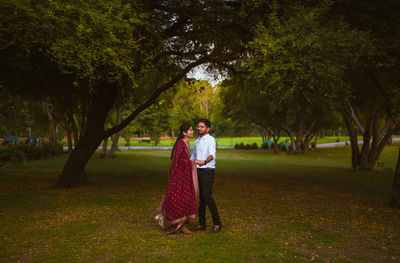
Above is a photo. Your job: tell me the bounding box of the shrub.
[261,142,269,149]
[0,143,64,164]
[235,143,246,149]
[336,138,340,142]
[235,142,258,150]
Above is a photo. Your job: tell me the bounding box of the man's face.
[197,122,209,136]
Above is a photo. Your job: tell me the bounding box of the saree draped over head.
[160,139,199,223]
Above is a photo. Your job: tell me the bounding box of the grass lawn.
[1,145,400,262]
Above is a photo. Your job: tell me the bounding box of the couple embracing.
[156,119,222,234]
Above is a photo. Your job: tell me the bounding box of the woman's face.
[184,126,194,138]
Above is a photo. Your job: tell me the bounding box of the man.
[191,118,222,233]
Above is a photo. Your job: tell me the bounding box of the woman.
[156,122,199,234]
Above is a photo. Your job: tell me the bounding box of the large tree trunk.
[46,101,57,145]
[61,115,73,153]
[55,83,117,188]
[271,132,280,154]
[54,58,208,188]
[340,102,397,171]
[106,105,123,159]
[359,111,375,170]
[391,147,400,208]
[101,126,109,158]
[340,109,361,170]
[154,120,159,147]
[287,130,296,152]
[295,122,305,154]
[286,120,316,154]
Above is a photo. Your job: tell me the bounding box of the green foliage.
[130,79,221,138]
[219,0,381,153]
[0,86,49,137]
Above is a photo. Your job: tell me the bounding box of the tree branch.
[347,103,364,135]
[105,58,206,137]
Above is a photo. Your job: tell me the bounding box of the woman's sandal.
[164,223,184,235]
[155,214,166,230]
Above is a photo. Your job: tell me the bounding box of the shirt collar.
[199,133,210,140]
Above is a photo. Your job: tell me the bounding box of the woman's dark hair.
[171,122,192,160]
[198,118,211,128]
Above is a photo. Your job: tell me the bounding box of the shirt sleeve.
[209,137,216,160]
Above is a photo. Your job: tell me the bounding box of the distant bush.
[279,142,292,152]
[234,143,244,149]
[235,142,257,150]
[0,143,64,164]
[261,142,270,149]
[336,138,340,142]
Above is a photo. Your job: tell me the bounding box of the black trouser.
[197,168,221,226]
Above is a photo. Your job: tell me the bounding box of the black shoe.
[211,225,222,233]
[192,225,206,231]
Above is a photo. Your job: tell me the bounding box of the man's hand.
[195,159,206,166]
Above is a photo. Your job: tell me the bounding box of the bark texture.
[106,105,123,159]
[55,83,117,188]
[45,101,57,145]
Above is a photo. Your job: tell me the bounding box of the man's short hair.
[198,118,211,128]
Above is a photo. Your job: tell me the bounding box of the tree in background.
[130,79,219,142]
[331,0,400,171]
[1,0,251,187]
[220,1,356,153]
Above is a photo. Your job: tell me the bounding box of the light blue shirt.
[190,134,216,169]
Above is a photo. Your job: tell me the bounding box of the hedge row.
[234,143,258,149]
[0,143,64,164]
[234,142,293,151]
[261,142,292,151]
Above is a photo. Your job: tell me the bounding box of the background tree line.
[1,0,399,206]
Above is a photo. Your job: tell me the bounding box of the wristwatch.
[204,159,208,164]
